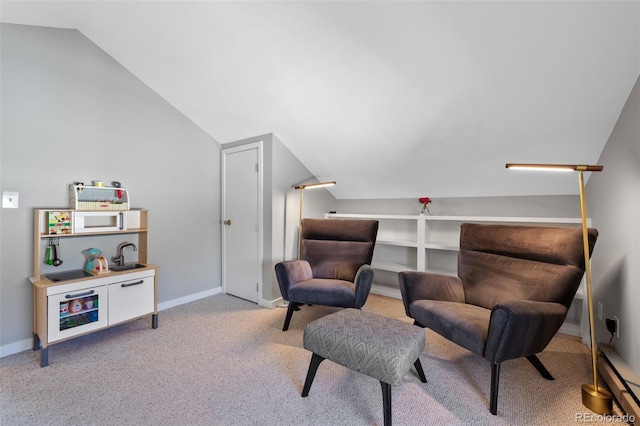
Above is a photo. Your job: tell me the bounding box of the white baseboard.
[0,338,33,358]
[558,321,581,337]
[0,287,224,359]
[370,284,402,299]
[157,287,222,311]
[260,296,284,308]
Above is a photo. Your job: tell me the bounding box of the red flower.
[418,197,432,214]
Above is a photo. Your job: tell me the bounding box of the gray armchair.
[275,218,379,331]
[399,223,597,415]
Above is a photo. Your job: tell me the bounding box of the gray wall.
[270,134,337,300]
[0,24,221,350]
[589,75,640,377]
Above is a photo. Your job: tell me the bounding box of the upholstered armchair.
[275,218,379,331]
[399,223,597,415]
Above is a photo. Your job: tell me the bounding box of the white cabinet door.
[108,275,154,325]
[48,285,108,343]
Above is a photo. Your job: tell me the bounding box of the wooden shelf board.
[327,212,585,224]
[327,213,419,220]
[424,243,459,251]
[376,239,418,248]
[371,261,415,273]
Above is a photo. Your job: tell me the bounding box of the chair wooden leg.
[414,358,427,383]
[490,362,500,415]
[380,381,392,426]
[526,354,554,380]
[282,302,299,331]
[301,353,325,397]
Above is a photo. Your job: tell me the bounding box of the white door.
[221,143,262,303]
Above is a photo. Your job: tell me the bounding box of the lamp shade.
[294,181,336,190]
[505,163,603,172]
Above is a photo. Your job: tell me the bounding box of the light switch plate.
[2,191,19,208]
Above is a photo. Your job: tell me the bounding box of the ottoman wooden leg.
[381,381,392,426]
[283,302,300,331]
[414,358,427,383]
[301,353,325,397]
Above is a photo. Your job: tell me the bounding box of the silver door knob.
[224,219,232,226]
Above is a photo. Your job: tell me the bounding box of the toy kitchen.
[30,182,158,367]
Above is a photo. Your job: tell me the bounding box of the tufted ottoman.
[301,308,427,426]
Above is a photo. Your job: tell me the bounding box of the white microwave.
[73,211,127,233]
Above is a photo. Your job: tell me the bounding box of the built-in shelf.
[327,212,589,337]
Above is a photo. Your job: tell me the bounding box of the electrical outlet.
[613,315,620,338]
[598,302,603,321]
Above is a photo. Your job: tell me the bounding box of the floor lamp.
[294,181,336,258]
[506,163,612,415]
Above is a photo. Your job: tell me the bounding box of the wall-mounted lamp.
[293,181,336,258]
[506,163,611,415]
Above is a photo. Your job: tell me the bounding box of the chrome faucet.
[112,242,137,266]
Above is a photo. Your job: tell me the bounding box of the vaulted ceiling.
[2,1,639,199]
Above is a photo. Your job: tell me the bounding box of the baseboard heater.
[598,344,639,423]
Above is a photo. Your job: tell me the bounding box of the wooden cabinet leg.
[40,347,49,368]
[33,333,41,351]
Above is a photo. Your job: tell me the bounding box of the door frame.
[221,141,264,305]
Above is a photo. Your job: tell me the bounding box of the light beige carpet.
[0,293,624,425]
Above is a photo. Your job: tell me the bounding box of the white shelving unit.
[326,213,588,337]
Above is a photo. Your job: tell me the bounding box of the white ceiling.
[2,1,639,199]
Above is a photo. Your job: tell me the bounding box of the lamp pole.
[576,168,613,414]
[293,181,336,259]
[298,186,305,259]
[506,163,611,414]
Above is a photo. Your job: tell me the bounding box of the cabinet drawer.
[108,276,154,325]
[48,285,108,343]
